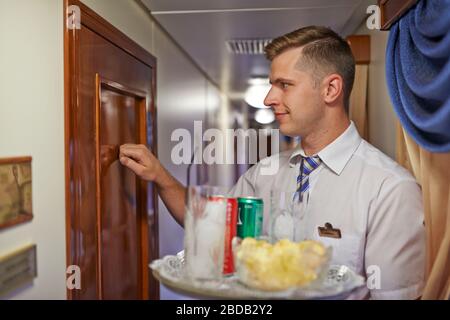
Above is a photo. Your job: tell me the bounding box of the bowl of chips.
[233,237,331,291]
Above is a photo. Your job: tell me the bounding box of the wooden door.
[64,0,158,299]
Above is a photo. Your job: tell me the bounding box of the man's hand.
[119,144,162,183]
[119,143,186,225]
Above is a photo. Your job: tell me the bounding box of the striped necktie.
[294,156,322,202]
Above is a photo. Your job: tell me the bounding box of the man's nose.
[263,87,278,108]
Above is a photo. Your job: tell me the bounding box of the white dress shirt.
[229,121,425,299]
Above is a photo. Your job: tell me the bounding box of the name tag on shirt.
[318,223,342,239]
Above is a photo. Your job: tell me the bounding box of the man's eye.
[281,83,289,89]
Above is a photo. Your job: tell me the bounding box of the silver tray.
[150,252,365,300]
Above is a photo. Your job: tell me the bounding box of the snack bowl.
[233,237,331,292]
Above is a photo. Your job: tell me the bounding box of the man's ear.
[322,74,344,105]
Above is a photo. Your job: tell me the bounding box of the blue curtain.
[386,0,450,152]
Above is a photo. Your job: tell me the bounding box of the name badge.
[318,223,342,239]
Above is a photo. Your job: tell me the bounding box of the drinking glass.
[184,185,228,281]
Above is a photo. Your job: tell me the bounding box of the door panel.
[65,0,158,300]
[98,80,146,300]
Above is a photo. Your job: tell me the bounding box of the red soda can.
[223,197,238,275]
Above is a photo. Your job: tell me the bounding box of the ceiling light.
[255,109,275,124]
[244,78,270,109]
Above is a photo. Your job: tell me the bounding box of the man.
[120,26,425,299]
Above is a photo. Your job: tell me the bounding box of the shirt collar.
[288,121,362,175]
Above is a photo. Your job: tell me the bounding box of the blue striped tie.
[294,156,322,202]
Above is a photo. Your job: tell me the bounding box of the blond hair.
[265,26,355,112]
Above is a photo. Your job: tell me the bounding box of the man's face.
[264,47,324,137]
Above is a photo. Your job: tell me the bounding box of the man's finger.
[120,146,148,162]
[120,156,145,176]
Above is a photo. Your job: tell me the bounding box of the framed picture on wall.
[0,157,33,230]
